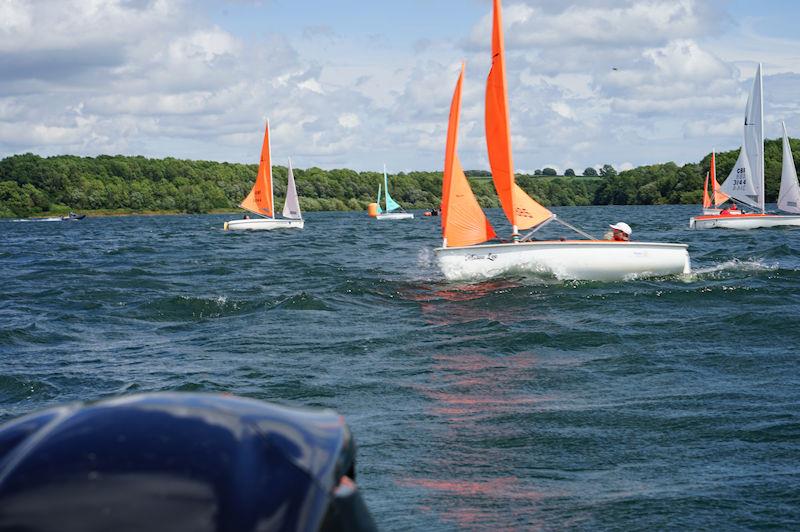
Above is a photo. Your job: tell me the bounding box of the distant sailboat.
[434,0,690,282]
[224,120,304,231]
[375,165,413,220]
[701,151,729,215]
[778,121,800,213]
[690,65,800,229]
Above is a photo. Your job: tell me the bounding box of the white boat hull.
[435,241,690,282]
[689,214,800,230]
[224,218,304,231]
[376,212,414,220]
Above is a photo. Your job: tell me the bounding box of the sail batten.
[778,122,800,214]
[239,120,274,218]
[485,0,552,231]
[442,64,496,248]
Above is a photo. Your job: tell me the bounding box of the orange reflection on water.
[412,352,551,422]
[398,476,546,529]
[403,279,546,326]
[400,350,557,527]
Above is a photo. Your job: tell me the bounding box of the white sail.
[720,146,759,208]
[720,64,763,210]
[778,122,800,214]
[282,158,302,220]
[744,63,764,211]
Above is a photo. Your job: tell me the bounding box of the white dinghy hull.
[689,214,800,230]
[376,212,414,220]
[435,241,690,282]
[224,218,304,231]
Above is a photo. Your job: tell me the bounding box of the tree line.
[0,137,797,218]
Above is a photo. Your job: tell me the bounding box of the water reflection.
[402,279,549,326]
[402,352,555,528]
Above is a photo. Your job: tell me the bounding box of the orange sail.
[485,0,552,232]
[702,172,712,209]
[442,64,496,247]
[710,151,729,206]
[240,121,274,217]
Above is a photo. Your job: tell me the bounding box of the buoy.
[367,203,379,218]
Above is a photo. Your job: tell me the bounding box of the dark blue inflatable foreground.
[0,393,376,532]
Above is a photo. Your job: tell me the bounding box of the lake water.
[1,205,799,529]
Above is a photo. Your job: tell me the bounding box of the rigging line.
[555,216,596,240]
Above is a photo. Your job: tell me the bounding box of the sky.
[1,0,799,173]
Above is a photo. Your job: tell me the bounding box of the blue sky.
[1,0,799,173]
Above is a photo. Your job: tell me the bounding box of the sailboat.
[434,0,690,282]
[690,64,800,229]
[224,121,304,231]
[700,151,729,215]
[374,165,414,220]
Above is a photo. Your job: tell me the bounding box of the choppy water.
[1,205,799,529]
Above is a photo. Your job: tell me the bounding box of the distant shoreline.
[13,209,241,220]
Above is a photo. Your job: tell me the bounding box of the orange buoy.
[367,203,379,217]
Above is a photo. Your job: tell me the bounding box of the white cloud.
[0,0,799,173]
[338,113,361,129]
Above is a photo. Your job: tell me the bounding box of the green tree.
[599,164,617,177]
[583,167,598,176]
[564,168,575,176]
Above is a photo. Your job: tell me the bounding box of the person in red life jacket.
[607,222,632,241]
[720,203,738,216]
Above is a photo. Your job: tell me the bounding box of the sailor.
[607,222,632,241]
[243,214,250,219]
[720,203,738,216]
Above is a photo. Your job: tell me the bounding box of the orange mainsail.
[442,64,496,247]
[710,151,729,206]
[702,172,712,209]
[240,121,274,217]
[485,0,552,232]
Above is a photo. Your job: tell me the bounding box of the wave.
[0,324,77,346]
[273,292,331,311]
[688,258,778,278]
[136,295,253,321]
[0,375,57,403]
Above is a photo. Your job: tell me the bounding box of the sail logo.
[515,207,535,219]
[732,167,749,190]
[466,253,498,262]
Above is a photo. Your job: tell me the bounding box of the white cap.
[609,222,632,236]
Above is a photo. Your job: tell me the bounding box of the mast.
[268,119,275,219]
[757,64,765,213]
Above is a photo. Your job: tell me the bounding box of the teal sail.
[376,184,383,213]
[383,165,401,212]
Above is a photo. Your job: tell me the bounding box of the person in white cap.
[607,222,632,241]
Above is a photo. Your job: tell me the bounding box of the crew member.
[607,222,632,241]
